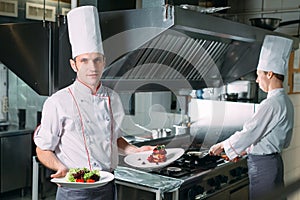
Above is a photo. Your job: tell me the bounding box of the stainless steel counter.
[0,128,34,194]
[0,126,33,137]
[115,166,183,200]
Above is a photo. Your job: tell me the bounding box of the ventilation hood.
[0,6,298,95]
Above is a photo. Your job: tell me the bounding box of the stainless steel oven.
[116,149,249,200]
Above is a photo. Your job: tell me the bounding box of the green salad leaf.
[67,168,100,182]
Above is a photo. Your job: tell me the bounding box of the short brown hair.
[263,71,284,81]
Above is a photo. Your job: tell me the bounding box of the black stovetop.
[151,153,224,178]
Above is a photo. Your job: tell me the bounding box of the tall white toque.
[67,6,104,58]
[257,35,293,76]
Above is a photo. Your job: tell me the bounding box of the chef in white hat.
[210,35,294,200]
[34,6,152,200]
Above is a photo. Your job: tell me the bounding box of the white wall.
[283,93,300,199]
[189,99,255,127]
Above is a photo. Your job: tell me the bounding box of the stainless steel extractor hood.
[101,6,299,92]
[0,6,298,95]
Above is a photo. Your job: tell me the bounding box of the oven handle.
[188,186,205,200]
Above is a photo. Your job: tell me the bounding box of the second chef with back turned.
[209,35,294,200]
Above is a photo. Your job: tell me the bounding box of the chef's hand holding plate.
[121,145,155,155]
[135,145,155,153]
[124,148,185,169]
[50,164,69,187]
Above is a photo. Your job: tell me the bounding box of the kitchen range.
[113,98,256,200]
[116,137,249,200]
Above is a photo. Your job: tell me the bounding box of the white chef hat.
[257,35,293,76]
[67,6,104,58]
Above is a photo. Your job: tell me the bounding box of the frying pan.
[249,18,282,31]
[186,149,209,158]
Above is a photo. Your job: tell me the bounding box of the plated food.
[147,145,167,163]
[51,170,114,188]
[67,168,100,183]
[124,147,184,169]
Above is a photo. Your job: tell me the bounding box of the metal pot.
[173,125,190,135]
[220,93,238,101]
[152,128,172,139]
[249,18,282,31]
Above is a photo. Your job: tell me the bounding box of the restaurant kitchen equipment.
[0,6,298,96]
[1,5,297,129]
[116,138,249,200]
[249,0,282,31]
[0,4,299,199]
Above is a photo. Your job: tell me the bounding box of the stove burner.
[167,167,182,172]
[151,149,225,178]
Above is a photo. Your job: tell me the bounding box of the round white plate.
[51,171,114,189]
[124,148,184,169]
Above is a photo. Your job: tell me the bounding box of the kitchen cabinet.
[0,129,33,193]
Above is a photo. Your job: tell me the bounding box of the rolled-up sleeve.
[34,98,61,151]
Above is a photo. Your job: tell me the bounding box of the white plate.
[124,148,184,169]
[51,171,114,189]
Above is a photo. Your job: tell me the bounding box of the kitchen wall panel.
[0,64,8,122]
[283,93,300,199]
[288,126,300,150]
[189,99,255,127]
[263,0,282,10]
[8,70,46,129]
[141,0,164,8]
[244,0,262,10]
[0,0,70,23]
[282,0,300,8]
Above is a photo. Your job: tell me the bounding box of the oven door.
[201,179,249,200]
[229,182,249,200]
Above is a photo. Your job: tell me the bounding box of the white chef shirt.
[34,80,125,171]
[223,88,294,160]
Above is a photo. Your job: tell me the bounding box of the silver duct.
[0,6,298,96]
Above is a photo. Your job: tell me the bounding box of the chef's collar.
[267,88,285,98]
[74,79,104,96]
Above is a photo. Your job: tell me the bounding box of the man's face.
[70,52,105,88]
[256,70,270,92]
